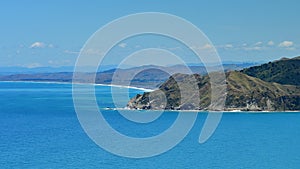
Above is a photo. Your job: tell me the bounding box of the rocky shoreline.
[127,70,300,111]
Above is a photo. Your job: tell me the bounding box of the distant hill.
[0,66,75,75]
[0,63,256,89]
[0,62,257,75]
[241,56,300,86]
[127,71,300,111]
[0,65,118,75]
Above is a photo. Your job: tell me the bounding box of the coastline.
[94,83,154,92]
[0,81,298,113]
[0,80,154,92]
[112,107,300,113]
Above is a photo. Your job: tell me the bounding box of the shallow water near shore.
[0,81,300,168]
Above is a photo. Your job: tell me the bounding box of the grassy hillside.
[127,71,300,111]
[226,71,300,110]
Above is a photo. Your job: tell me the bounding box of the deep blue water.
[0,81,300,169]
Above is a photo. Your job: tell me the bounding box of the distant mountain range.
[0,66,75,75]
[127,57,300,111]
[0,65,117,75]
[0,62,259,75]
[0,63,258,89]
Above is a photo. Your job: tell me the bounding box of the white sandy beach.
[0,80,154,92]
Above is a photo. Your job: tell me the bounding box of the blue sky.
[0,0,300,68]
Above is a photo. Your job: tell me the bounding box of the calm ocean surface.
[0,81,300,169]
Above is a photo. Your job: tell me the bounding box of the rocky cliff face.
[127,73,211,110]
[127,71,300,111]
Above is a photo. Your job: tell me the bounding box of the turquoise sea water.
[0,81,300,168]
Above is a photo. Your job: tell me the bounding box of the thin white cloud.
[26,63,42,68]
[278,41,294,48]
[189,44,214,51]
[48,59,72,66]
[30,42,46,48]
[241,41,275,51]
[81,48,104,55]
[201,44,213,50]
[254,42,263,46]
[187,41,298,52]
[286,47,296,50]
[29,42,55,49]
[243,46,263,51]
[267,41,275,46]
[64,50,79,54]
[217,44,234,50]
[223,44,233,49]
[118,43,127,48]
